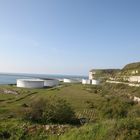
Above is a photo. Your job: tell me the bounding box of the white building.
[82,79,100,85]
[91,79,100,85]
[82,79,91,85]
[17,79,44,88]
[43,79,59,87]
[63,78,80,83]
[17,78,60,88]
[88,70,100,85]
[89,71,96,80]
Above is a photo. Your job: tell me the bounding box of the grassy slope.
[123,62,140,70]
[0,83,140,117]
[0,83,140,139]
[60,118,140,140]
[0,84,104,119]
[121,62,140,76]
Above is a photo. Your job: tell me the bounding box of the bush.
[98,98,133,119]
[0,121,26,140]
[24,97,76,124]
[24,98,46,122]
[111,118,140,140]
[60,119,140,140]
[128,105,140,118]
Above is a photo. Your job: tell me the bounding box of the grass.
[1,118,139,140]
[0,83,139,119]
[0,84,104,118]
[0,83,140,139]
[59,118,140,140]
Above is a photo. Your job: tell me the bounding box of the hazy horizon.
[0,0,140,75]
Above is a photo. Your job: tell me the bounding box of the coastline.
[0,73,88,85]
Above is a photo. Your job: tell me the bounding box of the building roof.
[17,79,44,82]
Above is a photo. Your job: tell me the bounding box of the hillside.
[123,62,140,70]
[0,83,139,139]
[121,62,140,76]
[90,69,120,78]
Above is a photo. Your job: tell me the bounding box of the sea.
[0,73,87,85]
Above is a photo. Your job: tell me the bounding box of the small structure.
[82,79,91,85]
[63,78,79,83]
[91,79,100,85]
[89,71,96,80]
[88,69,101,85]
[82,79,100,85]
[17,79,44,88]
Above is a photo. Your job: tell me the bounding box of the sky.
[0,0,140,75]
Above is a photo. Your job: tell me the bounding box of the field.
[0,83,140,139]
[0,84,100,115]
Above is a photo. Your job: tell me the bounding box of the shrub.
[60,119,140,140]
[24,98,47,122]
[111,118,140,140]
[98,98,133,119]
[128,105,140,118]
[0,121,26,140]
[24,97,76,124]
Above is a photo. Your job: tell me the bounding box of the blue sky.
[0,0,140,75]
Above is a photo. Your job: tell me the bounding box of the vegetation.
[24,97,76,124]
[121,62,140,76]
[90,69,120,79]
[123,62,140,71]
[0,83,139,139]
[60,118,140,140]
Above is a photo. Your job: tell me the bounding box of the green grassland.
[0,84,106,121]
[0,83,140,140]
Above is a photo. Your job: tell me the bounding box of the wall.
[44,79,59,87]
[89,72,94,80]
[63,79,79,83]
[17,80,44,88]
[82,79,91,85]
[92,80,100,85]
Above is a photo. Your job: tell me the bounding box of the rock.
[45,125,50,131]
